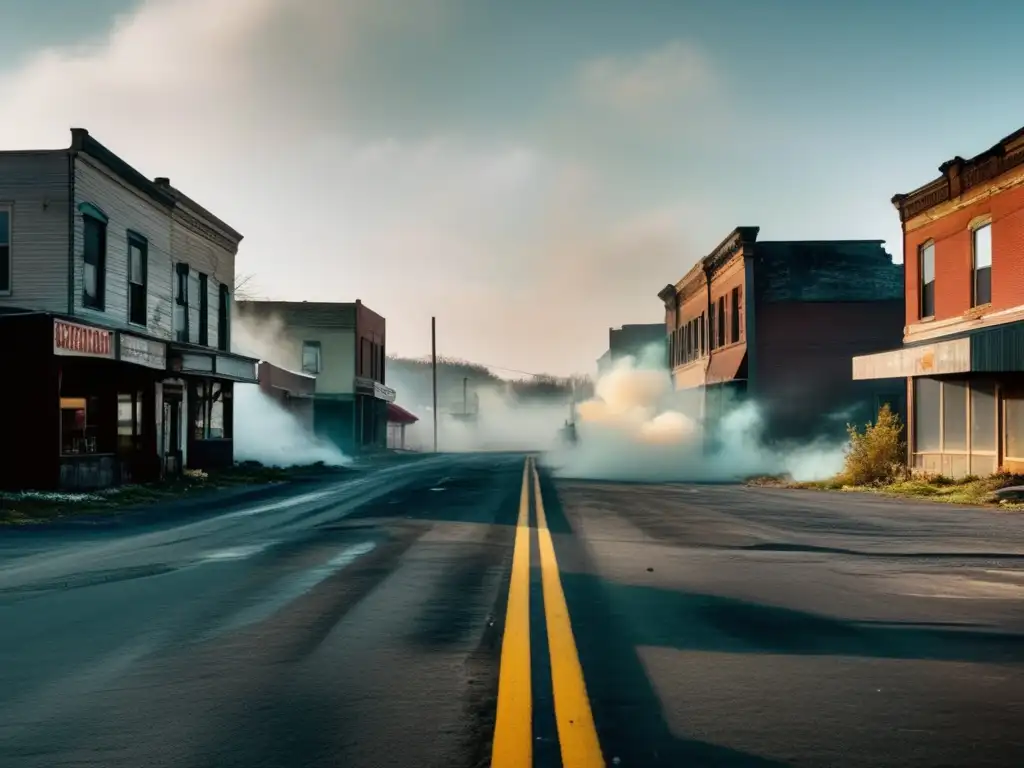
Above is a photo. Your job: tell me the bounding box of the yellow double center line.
[491,457,604,768]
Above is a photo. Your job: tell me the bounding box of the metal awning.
[853,321,1024,380]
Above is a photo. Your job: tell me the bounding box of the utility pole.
[463,377,468,416]
[431,316,438,453]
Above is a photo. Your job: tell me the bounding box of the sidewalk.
[0,452,439,530]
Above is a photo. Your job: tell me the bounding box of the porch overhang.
[167,343,259,383]
[855,321,1024,380]
[852,338,970,380]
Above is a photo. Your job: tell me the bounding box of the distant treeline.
[387,355,594,402]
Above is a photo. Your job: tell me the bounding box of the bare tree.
[234,272,261,301]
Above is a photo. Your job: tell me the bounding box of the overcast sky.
[1,0,1022,376]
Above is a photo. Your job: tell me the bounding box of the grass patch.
[744,406,1023,508]
[0,460,349,525]
[746,471,1024,508]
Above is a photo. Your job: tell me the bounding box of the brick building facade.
[661,227,905,442]
[854,126,1024,477]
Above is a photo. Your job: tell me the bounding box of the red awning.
[387,402,419,425]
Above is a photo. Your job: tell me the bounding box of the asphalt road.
[1,454,1023,767]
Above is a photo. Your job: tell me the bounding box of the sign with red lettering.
[53,319,114,359]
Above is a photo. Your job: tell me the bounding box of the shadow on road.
[535,467,788,767]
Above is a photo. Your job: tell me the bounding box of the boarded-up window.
[942,380,968,451]
[970,382,997,452]
[914,377,941,452]
[1006,395,1024,459]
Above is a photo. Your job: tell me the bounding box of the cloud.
[576,40,717,113]
[0,2,723,375]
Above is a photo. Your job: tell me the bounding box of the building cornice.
[892,125,1024,222]
[705,226,759,274]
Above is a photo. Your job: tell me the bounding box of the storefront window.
[61,396,101,455]
[971,382,997,453]
[942,380,968,451]
[1006,394,1024,459]
[913,378,941,452]
[192,381,229,439]
[117,392,144,454]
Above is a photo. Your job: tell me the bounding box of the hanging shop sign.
[53,319,114,359]
[119,333,167,370]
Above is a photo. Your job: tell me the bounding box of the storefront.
[853,325,1024,478]
[386,402,419,450]
[0,313,256,491]
[167,343,258,472]
[355,376,395,451]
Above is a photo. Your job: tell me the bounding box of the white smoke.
[230,308,352,468]
[398,385,569,453]
[549,346,846,482]
[233,385,352,467]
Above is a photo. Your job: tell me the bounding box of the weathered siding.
[0,151,70,312]
[73,156,174,335]
[170,213,236,348]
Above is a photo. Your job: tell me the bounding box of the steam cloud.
[549,344,846,482]
[233,385,352,468]
[230,308,352,468]
[386,343,846,484]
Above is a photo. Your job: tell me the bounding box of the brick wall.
[904,182,1024,326]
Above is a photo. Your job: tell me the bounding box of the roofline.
[154,178,243,242]
[66,128,242,239]
[758,238,886,245]
[70,128,176,208]
[891,125,1024,222]
[236,300,358,309]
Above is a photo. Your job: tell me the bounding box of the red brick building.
[661,227,905,441]
[854,126,1024,477]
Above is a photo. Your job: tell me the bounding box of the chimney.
[154,177,170,186]
[70,128,89,149]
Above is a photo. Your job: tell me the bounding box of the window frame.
[971,221,992,308]
[218,283,230,351]
[127,231,148,327]
[198,272,209,346]
[174,262,190,342]
[918,240,936,319]
[302,340,322,375]
[717,295,726,346]
[0,203,11,295]
[730,286,742,344]
[82,208,108,311]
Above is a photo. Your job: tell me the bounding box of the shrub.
[840,404,907,486]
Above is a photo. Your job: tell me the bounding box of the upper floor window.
[174,262,189,342]
[972,223,992,307]
[919,241,935,319]
[82,212,107,310]
[730,286,742,344]
[302,340,322,374]
[198,273,209,346]
[127,232,148,326]
[0,205,10,294]
[699,311,705,355]
[717,295,726,346]
[218,284,230,351]
[708,302,717,350]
